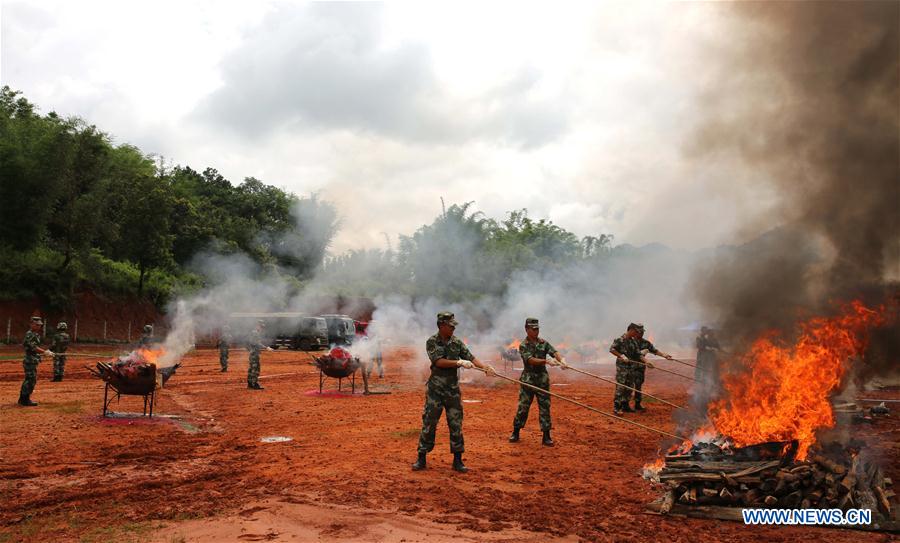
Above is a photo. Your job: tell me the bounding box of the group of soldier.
[412,312,685,473]
[14,311,713,476]
[16,317,156,407]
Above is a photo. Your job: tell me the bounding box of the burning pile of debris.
[645,439,897,526]
[644,301,899,530]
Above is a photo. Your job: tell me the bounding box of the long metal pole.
[625,358,699,383]
[473,367,686,441]
[669,358,700,370]
[565,365,686,410]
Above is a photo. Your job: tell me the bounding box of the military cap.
[57,321,68,330]
[525,317,540,329]
[143,324,153,333]
[30,316,44,325]
[436,312,459,327]
[627,322,645,332]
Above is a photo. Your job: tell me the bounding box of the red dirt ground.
[0,344,897,542]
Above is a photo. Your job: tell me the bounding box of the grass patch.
[45,400,86,414]
[390,427,420,439]
[79,521,163,543]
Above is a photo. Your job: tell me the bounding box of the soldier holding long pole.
[609,322,674,415]
[508,317,568,447]
[412,312,496,473]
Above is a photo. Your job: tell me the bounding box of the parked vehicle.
[320,314,356,346]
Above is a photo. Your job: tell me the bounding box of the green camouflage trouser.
[53,355,66,378]
[417,375,464,454]
[513,370,551,431]
[614,361,638,408]
[632,367,645,405]
[219,345,229,370]
[20,357,39,398]
[247,350,260,386]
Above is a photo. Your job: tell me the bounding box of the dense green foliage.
[1,87,613,307]
[318,203,614,301]
[0,87,336,307]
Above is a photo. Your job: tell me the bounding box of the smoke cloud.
[685,2,899,361]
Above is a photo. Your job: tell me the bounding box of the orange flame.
[506,339,521,350]
[137,347,165,367]
[708,301,887,460]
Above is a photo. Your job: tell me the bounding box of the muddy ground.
[0,344,897,542]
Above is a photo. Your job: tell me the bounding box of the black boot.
[613,404,623,415]
[18,395,38,407]
[248,382,265,390]
[622,404,635,413]
[452,452,468,473]
[542,430,555,447]
[411,452,427,471]
[508,427,520,443]
[634,402,646,412]
[220,367,228,373]
[51,376,62,382]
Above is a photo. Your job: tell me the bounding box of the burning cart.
[87,349,180,417]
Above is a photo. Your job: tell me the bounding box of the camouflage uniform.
[247,328,265,387]
[21,330,42,399]
[416,333,473,454]
[51,329,70,380]
[513,337,557,432]
[219,330,232,371]
[611,334,660,409]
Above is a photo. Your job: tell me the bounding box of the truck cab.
[320,314,356,346]
[265,316,328,351]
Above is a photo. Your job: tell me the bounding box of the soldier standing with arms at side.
[509,317,568,446]
[19,317,53,407]
[50,322,70,382]
[219,324,232,373]
[247,320,273,390]
[609,323,674,415]
[412,312,496,473]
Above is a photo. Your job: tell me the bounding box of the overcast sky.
[1,1,776,253]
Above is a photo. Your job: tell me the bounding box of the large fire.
[506,339,521,350]
[707,301,887,459]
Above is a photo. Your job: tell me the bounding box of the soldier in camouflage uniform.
[509,317,568,446]
[139,324,155,348]
[609,323,674,415]
[219,325,232,372]
[50,321,70,382]
[19,316,53,406]
[247,320,273,390]
[412,312,496,473]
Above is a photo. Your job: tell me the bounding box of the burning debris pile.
[645,440,897,526]
[644,302,899,529]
